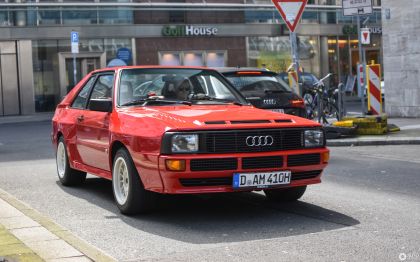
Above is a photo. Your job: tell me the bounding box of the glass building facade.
[0,0,382,115]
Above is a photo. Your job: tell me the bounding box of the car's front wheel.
[112,148,155,215]
[264,186,307,202]
[56,137,87,186]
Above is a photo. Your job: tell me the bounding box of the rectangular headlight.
[171,134,199,153]
[304,130,324,148]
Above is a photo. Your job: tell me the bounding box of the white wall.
[382,0,420,117]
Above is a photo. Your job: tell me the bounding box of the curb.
[0,114,53,126]
[327,137,420,147]
[0,188,117,262]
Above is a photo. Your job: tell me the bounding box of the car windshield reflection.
[119,68,246,106]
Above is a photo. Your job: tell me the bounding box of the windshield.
[225,74,292,97]
[118,68,246,106]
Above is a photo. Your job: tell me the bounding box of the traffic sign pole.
[73,54,77,87]
[357,16,365,115]
[271,0,307,96]
[71,31,79,89]
[290,32,301,95]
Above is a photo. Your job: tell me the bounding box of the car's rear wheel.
[264,186,307,202]
[56,137,86,186]
[112,148,155,215]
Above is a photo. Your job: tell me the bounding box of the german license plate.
[270,109,284,113]
[233,171,291,189]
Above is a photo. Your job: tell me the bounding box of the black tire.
[112,148,156,215]
[264,186,307,202]
[56,137,86,186]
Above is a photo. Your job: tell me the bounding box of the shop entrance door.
[58,52,106,99]
[0,42,20,116]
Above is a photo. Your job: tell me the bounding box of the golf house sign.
[162,25,218,37]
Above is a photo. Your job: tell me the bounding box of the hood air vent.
[230,120,271,124]
[274,119,293,123]
[205,121,227,125]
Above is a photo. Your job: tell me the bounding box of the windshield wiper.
[121,98,192,107]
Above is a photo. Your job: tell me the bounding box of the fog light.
[322,152,330,163]
[166,159,186,171]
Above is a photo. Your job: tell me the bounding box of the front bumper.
[158,148,329,194]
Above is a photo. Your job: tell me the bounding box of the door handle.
[77,115,84,122]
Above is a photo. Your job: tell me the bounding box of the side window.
[71,77,96,109]
[89,74,114,101]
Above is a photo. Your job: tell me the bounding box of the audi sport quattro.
[52,66,329,215]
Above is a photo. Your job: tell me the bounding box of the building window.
[160,53,182,66]
[159,51,226,67]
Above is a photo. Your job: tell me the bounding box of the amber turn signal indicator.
[166,159,186,171]
[322,152,330,163]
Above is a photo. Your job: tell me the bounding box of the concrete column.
[17,40,35,115]
[320,36,329,79]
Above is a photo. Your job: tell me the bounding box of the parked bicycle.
[303,73,340,124]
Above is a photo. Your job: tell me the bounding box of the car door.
[75,73,114,171]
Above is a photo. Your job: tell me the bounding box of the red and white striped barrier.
[367,64,383,115]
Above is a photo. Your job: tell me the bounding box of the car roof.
[91,65,216,74]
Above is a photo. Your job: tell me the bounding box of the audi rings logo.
[246,136,274,147]
[263,99,276,105]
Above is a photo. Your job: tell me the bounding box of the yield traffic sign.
[361,28,370,45]
[272,0,307,32]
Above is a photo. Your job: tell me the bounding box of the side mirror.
[89,98,112,113]
[246,96,263,107]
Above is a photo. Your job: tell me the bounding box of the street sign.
[272,0,307,32]
[343,0,373,16]
[361,28,370,44]
[71,31,79,54]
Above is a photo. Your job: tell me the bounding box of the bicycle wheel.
[322,101,339,124]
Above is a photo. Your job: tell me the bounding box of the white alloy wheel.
[56,142,66,179]
[113,157,130,205]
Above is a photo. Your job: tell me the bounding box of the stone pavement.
[0,189,116,262]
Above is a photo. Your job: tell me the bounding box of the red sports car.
[52,66,329,215]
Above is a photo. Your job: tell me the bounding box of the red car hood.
[118,105,320,131]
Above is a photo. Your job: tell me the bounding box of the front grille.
[204,129,304,153]
[287,154,321,167]
[190,158,237,171]
[242,156,283,169]
[291,170,322,180]
[179,170,322,187]
[179,177,232,187]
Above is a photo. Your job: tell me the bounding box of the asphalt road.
[0,121,419,262]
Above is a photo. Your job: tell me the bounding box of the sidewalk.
[0,113,419,147]
[0,189,116,262]
[327,118,420,147]
[0,113,53,125]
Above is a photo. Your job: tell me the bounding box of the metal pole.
[362,45,368,114]
[357,15,365,115]
[290,32,301,96]
[73,54,77,88]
